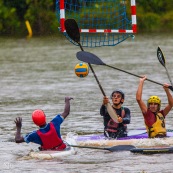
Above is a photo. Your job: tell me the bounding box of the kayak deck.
[29,136,77,159]
[76,130,173,141]
[74,130,173,147]
[29,146,77,159]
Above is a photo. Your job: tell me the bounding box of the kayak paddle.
[157,47,173,86]
[70,144,136,152]
[130,146,173,154]
[76,51,173,91]
[65,19,119,123]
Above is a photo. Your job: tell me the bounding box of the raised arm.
[61,97,73,119]
[136,76,148,114]
[163,83,173,116]
[14,117,25,143]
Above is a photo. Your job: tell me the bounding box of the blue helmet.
[111,89,125,99]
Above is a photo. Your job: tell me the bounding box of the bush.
[161,11,173,32]
[137,12,160,33]
[24,0,59,35]
[0,1,21,35]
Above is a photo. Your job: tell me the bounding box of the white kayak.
[74,129,173,147]
[30,146,76,159]
[29,135,77,159]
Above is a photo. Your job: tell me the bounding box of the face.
[112,93,123,105]
[148,103,159,112]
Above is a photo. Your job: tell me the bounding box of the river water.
[0,34,173,173]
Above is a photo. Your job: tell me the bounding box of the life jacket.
[106,107,127,133]
[37,122,66,150]
[145,112,166,138]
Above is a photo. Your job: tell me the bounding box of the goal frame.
[59,0,137,34]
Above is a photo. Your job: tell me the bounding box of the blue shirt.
[24,114,64,145]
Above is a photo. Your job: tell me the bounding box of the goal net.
[56,0,137,47]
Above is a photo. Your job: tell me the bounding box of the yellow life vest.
[145,112,166,138]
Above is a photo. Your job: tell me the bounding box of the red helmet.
[32,109,46,126]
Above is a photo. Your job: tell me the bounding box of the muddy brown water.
[0,34,173,172]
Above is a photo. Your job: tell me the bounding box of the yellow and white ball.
[74,63,89,77]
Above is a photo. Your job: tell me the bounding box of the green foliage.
[4,0,28,20]
[161,11,173,32]
[138,13,160,32]
[136,0,173,33]
[24,0,59,35]
[0,0,21,35]
[136,0,172,14]
[1,0,173,36]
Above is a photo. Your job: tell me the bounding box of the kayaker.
[100,89,131,139]
[136,75,173,138]
[14,96,73,150]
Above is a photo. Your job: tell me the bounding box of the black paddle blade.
[64,19,80,43]
[76,51,106,65]
[130,146,173,154]
[106,145,136,152]
[157,47,166,67]
[70,144,136,152]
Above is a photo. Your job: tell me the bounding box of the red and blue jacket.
[37,122,66,150]
[24,115,66,150]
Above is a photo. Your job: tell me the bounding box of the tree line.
[0,0,173,36]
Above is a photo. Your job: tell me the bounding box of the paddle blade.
[157,47,166,67]
[64,19,80,43]
[107,145,136,152]
[76,51,106,65]
[130,146,173,154]
[105,103,119,123]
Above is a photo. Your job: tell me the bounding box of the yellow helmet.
[147,96,161,109]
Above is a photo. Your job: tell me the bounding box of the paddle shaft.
[70,144,107,151]
[76,51,173,91]
[70,144,135,152]
[165,67,173,86]
[78,42,106,96]
[64,19,119,122]
[105,64,165,87]
[78,45,120,123]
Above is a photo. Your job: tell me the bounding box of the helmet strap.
[112,98,124,107]
[113,102,122,108]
